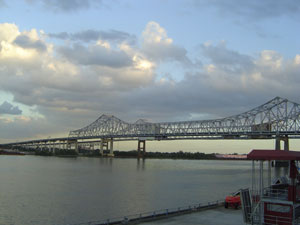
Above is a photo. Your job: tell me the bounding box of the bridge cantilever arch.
[3,97,300,157]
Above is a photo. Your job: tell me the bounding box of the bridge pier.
[137,140,146,159]
[67,140,78,153]
[109,139,114,156]
[100,140,105,155]
[89,143,94,151]
[48,141,55,153]
[274,135,289,167]
[100,138,114,157]
[51,141,55,153]
[275,135,289,151]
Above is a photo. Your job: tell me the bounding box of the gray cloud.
[26,0,103,12]
[0,101,22,115]
[48,32,69,39]
[49,29,136,44]
[201,42,254,73]
[143,41,188,63]
[0,0,6,8]
[14,35,47,52]
[192,0,300,21]
[48,29,136,45]
[58,43,133,68]
[201,43,252,65]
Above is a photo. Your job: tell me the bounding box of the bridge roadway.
[2,97,300,157]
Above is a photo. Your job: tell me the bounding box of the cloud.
[14,34,47,52]
[0,101,22,115]
[0,24,49,62]
[141,21,189,63]
[201,41,254,73]
[0,22,155,120]
[25,0,104,12]
[0,23,20,42]
[49,29,136,45]
[202,42,252,66]
[58,43,133,68]
[192,0,300,21]
[0,0,6,8]
[0,22,300,142]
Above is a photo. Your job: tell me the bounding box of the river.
[0,156,252,225]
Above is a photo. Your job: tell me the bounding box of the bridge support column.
[67,140,78,153]
[100,140,104,155]
[100,139,109,156]
[137,140,146,159]
[284,135,289,151]
[100,138,114,157]
[108,138,114,157]
[47,141,51,151]
[74,140,78,153]
[274,135,290,167]
[275,135,289,151]
[89,143,94,151]
[52,142,55,153]
[275,137,281,150]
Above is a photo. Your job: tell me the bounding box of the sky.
[0,0,300,153]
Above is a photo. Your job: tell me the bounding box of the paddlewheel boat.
[241,149,300,225]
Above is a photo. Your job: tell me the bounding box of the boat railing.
[263,214,294,225]
[65,199,223,225]
[263,186,289,200]
[249,199,261,225]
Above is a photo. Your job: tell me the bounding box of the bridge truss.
[69,97,300,140]
[2,97,300,155]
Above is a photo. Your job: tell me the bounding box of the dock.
[139,207,243,225]
[69,200,244,225]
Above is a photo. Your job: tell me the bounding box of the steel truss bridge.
[2,97,300,156]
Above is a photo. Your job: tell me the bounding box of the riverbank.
[1,146,247,160]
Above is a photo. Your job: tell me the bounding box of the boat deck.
[138,207,244,225]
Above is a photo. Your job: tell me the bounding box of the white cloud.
[141,21,189,63]
[0,23,20,42]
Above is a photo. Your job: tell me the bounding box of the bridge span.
[2,97,300,157]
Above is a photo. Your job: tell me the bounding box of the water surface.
[0,156,252,225]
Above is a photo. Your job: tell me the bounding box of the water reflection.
[99,157,113,166]
[137,158,145,171]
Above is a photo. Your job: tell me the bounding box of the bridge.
[2,97,300,157]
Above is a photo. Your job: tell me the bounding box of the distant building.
[215,154,247,159]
